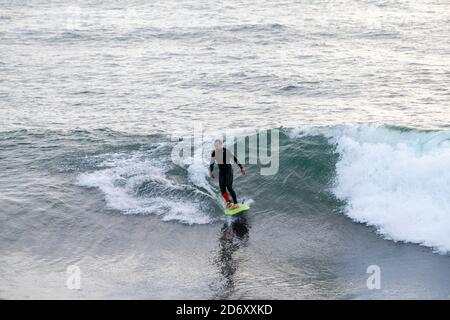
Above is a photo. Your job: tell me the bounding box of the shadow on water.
[211,215,250,299]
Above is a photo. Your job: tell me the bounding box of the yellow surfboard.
[224,204,250,216]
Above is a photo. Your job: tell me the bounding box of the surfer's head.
[214,139,223,149]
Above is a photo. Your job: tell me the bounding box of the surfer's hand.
[210,171,215,179]
[240,167,246,175]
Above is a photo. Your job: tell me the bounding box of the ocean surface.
[1,0,450,299]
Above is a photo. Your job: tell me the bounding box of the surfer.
[210,139,246,209]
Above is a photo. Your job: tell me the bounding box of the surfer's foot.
[231,203,239,209]
[225,202,233,209]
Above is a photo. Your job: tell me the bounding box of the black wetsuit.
[210,147,243,204]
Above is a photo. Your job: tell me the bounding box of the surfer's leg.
[228,187,237,204]
[225,168,238,204]
[222,192,231,204]
[219,170,231,203]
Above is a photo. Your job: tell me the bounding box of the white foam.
[77,151,213,225]
[333,127,450,253]
[187,161,217,198]
[301,125,450,253]
[242,198,255,206]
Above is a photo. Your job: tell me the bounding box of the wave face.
[67,125,450,252]
[292,125,450,253]
[5,125,447,253]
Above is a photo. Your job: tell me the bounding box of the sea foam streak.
[300,125,450,253]
[77,150,213,225]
